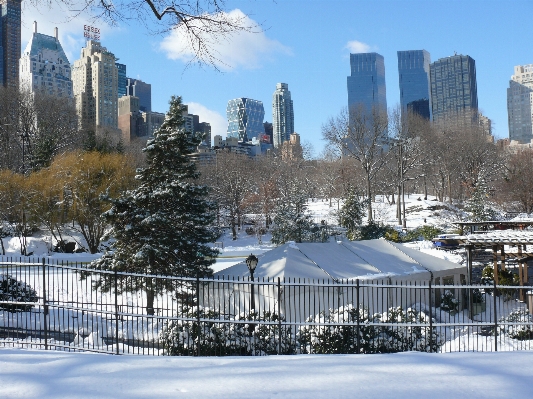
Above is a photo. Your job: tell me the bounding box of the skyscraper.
[72,40,119,131]
[347,52,387,114]
[397,50,431,120]
[19,22,72,97]
[272,83,294,147]
[507,64,533,143]
[430,54,478,127]
[126,78,151,112]
[116,62,126,98]
[1,0,21,88]
[226,98,265,142]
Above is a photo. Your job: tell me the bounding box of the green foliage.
[83,130,124,154]
[159,307,295,356]
[271,196,319,244]
[298,305,441,354]
[337,192,367,239]
[0,274,38,312]
[403,225,443,242]
[440,290,459,312]
[472,289,485,304]
[355,221,397,241]
[499,309,533,340]
[464,177,496,222]
[88,96,220,313]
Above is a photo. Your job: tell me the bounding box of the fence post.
[196,274,201,357]
[277,277,282,355]
[114,270,119,355]
[42,258,48,351]
[493,277,498,352]
[428,280,433,353]
[356,279,360,354]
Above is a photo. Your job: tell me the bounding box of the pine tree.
[271,193,318,244]
[465,177,495,222]
[337,190,368,240]
[88,96,219,315]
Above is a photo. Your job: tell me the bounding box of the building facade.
[126,78,151,112]
[1,0,21,88]
[72,40,119,132]
[397,50,431,120]
[19,22,72,97]
[281,132,303,161]
[116,62,126,98]
[347,52,387,115]
[272,83,294,147]
[226,98,265,142]
[507,64,533,143]
[430,54,478,127]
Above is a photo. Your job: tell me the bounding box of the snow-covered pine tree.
[88,96,219,315]
[271,193,318,245]
[464,177,496,222]
[337,190,367,240]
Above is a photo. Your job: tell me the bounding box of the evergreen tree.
[337,190,367,240]
[88,96,219,315]
[271,194,318,244]
[465,177,496,222]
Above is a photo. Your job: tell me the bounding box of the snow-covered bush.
[0,274,38,312]
[499,309,533,341]
[440,290,459,312]
[159,307,295,356]
[298,305,441,354]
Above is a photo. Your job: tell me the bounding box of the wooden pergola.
[455,220,533,235]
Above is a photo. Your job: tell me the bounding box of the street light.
[246,254,259,312]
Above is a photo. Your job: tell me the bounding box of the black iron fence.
[1,258,533,356]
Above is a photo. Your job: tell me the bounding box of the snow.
[0,348,532,398]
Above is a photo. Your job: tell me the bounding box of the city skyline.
[16,0,533,154]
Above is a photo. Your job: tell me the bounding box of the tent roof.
[214,239,464,280]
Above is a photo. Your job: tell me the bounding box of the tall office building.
[226,98,265,142]
[430,54,478,127]
[126,78,151,112]
[507,64,533,143]
[1,0,21,88]
[72,40,119,131]
[272,83,294,147]
[347,52,387,115]
[19,22,72,97]
[397,50,431,120]
[116,62,126,98]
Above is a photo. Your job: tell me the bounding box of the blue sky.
[21,0,533,155]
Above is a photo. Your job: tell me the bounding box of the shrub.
[403,225,443,242]
[298,305,441,354]
[356,221,397,241]
[159,307,295,356]
[440,290,459,312]
[0,275,38,312]
[499,309,533,340]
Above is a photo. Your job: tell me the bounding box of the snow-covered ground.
[1,348,532,398]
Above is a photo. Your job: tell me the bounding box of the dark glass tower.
[397,50,431,120]
[116,62,127,98]
[1,0,21,88]
[126,78,151,112]
[226,98,264,142]
[430,54,478,126]
[347,52,387,114]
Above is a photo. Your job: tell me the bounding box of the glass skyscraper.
[507,64,533,143]
[272,83,294,147]
[1,0,21,88]
[397,50,431,120]
[126,78,151,112]
[116,63,126,98]
[226,98,265,142]
[430,54,478,126]
[347,52,387,114]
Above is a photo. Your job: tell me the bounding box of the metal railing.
[1,258,532,355]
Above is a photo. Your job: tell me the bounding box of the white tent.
[204,239,465,322]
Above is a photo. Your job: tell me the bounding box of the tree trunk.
[402,182,407,229]
[0,238,5,256]
[397,184,402,226]
[231,217,237,240]
[146,283,155,316]
[366,176,373,222]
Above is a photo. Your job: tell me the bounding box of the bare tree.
[322,105,389,221]
[32,0,259,69]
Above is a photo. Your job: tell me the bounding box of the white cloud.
[186,102,227,143]
[160,9,292,71]
[345,40,372,54]
[21,2,112,63]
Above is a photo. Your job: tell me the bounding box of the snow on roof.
[214,239,463,280]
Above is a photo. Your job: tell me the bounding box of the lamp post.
[246,253,258,312]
